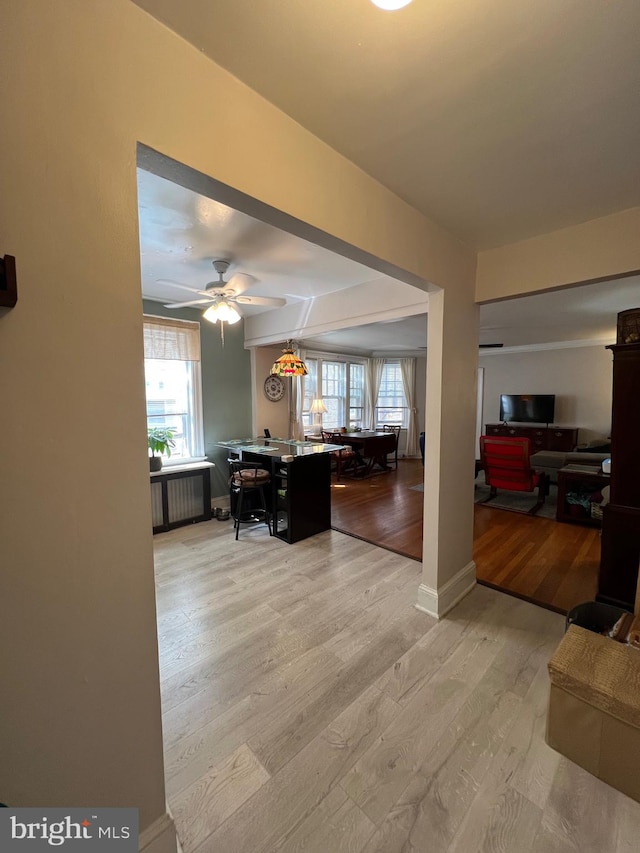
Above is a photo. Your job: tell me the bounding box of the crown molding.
[478,337,615,356]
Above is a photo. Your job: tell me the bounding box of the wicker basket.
[617,308,640,345]
[590,502,604,521]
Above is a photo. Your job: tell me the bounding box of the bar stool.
[229,460,272,540]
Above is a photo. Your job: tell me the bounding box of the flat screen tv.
[499,394,555,425]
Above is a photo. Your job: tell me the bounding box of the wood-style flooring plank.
[249,620,428,777]
[162,644,339,756]
[341,601,510,825]
[171,743,270,851]
[531,755,620,853]
[613,793,640,853]
[194,686,399,853]
[152,519,640,853]
[164,645,342,797]
[359,675,521,853]
[276,785,376,853]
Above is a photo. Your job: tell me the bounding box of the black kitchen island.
[219,438,342,543]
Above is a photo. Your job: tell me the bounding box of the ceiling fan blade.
[225,272,256,295]
[235,295,286,307]
[156,279,202,294]
[163,298,214,308]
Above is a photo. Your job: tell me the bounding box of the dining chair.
[321,430,358,479]
[381,424,401,469]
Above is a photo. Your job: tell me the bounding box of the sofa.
[530,440,611,483]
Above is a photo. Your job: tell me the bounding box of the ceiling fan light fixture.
[370,0,412,9]
[203,300,241,325]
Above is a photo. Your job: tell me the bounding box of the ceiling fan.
[159,259,286,313]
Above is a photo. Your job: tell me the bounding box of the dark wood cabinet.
[597,342,640,611]
[484,424,578,452]
[272,453,332,544]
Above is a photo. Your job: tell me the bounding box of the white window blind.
[143,316,201,362]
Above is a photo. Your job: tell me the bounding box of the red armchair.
[479,435,548,515]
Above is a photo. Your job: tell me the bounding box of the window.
[376,362,408,427]
[303,355,366,431]
[143,316,204,462]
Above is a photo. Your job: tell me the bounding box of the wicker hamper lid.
[548,625,640,729]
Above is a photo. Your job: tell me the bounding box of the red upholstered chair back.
[479,435,540,493]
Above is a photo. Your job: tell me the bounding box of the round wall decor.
[264,375,285,402]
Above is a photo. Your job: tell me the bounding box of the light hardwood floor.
[154,520,640,853]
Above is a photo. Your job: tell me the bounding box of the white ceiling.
[138,168,640,355]
[137,168,392,309]
[133,0,640,250]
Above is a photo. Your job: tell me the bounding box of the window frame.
[375,361,409,429]
[143,315,205,465]
[302,351,367,432]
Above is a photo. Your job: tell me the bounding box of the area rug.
[410,483,424,492]
[474,481,558,519]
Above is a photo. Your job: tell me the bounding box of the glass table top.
[217,438,344,456]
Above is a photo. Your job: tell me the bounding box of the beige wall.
[476,207,640,302]
[421,288,480,604]
[252,346,291,439]
[479,345,613,444]
[0,0,477,832]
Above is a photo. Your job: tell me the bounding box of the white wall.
[245,278,428,347]
[479,344,613,446]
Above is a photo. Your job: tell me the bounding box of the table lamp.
[309,398,327,429]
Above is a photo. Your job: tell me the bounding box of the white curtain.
[366,357,385,429]
[289,347,306,440]
[400,357,418,456]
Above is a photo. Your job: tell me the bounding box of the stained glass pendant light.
[270,340,309,376]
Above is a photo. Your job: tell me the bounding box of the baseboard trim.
[139,812,180,853]
[415,561,476,619]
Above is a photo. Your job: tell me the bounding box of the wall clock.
[264,375,285,402]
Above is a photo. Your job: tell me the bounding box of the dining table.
[330,430,396,477]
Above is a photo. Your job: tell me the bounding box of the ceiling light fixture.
[202,298,241,345]
[370,0,412,9]
[270,340,309,377]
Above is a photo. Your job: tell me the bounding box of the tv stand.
[485,424,578,452]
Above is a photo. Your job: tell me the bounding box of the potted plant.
[148,427,176,472]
